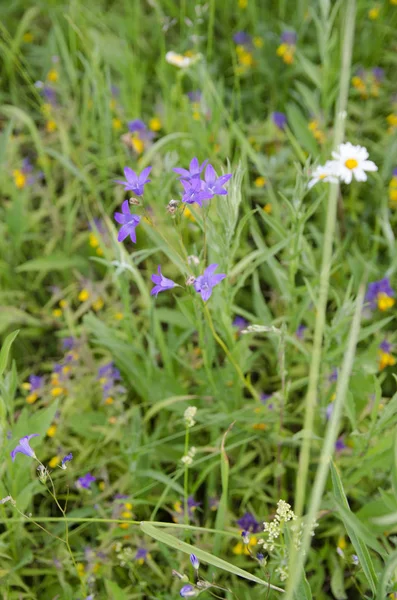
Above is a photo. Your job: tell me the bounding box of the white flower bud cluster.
[276,564,289,582]
[184,406,197,428]
[260,500,297,552]
[181,447,196,466]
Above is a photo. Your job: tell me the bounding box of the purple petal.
[114,212,126,224]
[217,174,232,185]
[118,224,131,242]
[190,157,199,172]
[205,164,217,184]
[211,273,226,285]
[201,287,213,302]
[150,285,162,296]
[204,264,219,277]
[124,167,137,183]
[121,200,130,215]
[173,167,190,178]
[151,274,162,284]
[139,166,152,182]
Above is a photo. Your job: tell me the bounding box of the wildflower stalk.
[286,280,365,598]
[294,0,356,519]
[183,424,190,528]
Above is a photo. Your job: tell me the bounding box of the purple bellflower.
[114,200,141,243]
[180,584,197,598]
[190,554,200,569]
[233,316,248,330]
[365,277,395,310]
[281,31,297,45]
[127,119,146,132]
[76,473,96,490]
[29,374,45,392]
[174,157,208,181]
[135,547,149,562]
[236,512,261,533]
[115,166,151,196]
[272,111,287,130]
[233,31,252,46]
[380,340,393,353]
[181,178,212,206]
[194,264,226,301]
[201,164,232,197]
[11,434,39,462]
[60,453,73,470]
[151,266,177,297]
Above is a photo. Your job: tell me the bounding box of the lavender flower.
[201,164,232,197]
[365,278,395,310]
[296,324,307,339]
[180,584,197,597]
[335,437,346,452]
[181,178,212,206]
[174,157,208,181]
[380,340,392,353]
[233,316,248,330]
[135,547,149,563]
[281,31,297,45]
[60,453,73,470]
[187,91,201,102]
[233,31,252,45]
[272,111,287,130]
[260,393,274,409]
[10,434,39,462]
[190,554,200,570]
[76,473,96,490]
[194,264,226,301]
[127,119,146,132]
[115,166,151,196]
[29,375,45,392]
[236,512,261,533]
[151,266,177,296]
[62,337,76,350]
[114,200,141,243]
[372,67,384,81]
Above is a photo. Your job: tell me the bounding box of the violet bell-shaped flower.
[173,157,208,181]
[201,164,232,197]
[10,434,39,462]
[194,264,226,301]
[115,166,151,196]
[151,266,177,296]
[114,200,141,243]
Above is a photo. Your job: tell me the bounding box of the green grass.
[1,0,397,598]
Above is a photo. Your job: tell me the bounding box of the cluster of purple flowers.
[174,157,232,206]
[97,362,125,401]
[150,263,225,301]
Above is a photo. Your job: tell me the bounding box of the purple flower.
[296,324,307,339]
[372,67,384,81]
[60,453,73,469]
[151,266,177,297]
[201,164,232,197]
[233,316,248,330]
[187,91,202,102]
[43,86,57,105]
[62,337,76,350]
[326,403,334,420]
[365,278,394,309]
[111,84,120,97]
[127,119,146,132]
[236,512,261,533]
[272,111,287,130]
[181,178,213,207]
[260,393,274,409]
[29,374,45,392]
[115,166,152,196]
[180,584,197,598]
[10,434,39,462]
[281,31,297,45]
[329,368,338,383]
[114,200,141,243]
[187,495,201,517]
[76,473,96,490]
[380,340,392,353]
[194,264,226,301]
[393,167,397,177]
[190,553,200,569]
[233,31,252,46]
[135,547,149,562]
[174,157,209,181]
[335,437,346,453]
[98,362,120,380]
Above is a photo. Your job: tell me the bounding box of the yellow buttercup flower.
[377,292,395,311]
[337,536,346,550]
[47,68,59,82]
[52,308,62,318]
[46,120,57,132]
[49,456,61,468]
[263,203,272,214]
[78,289,90,302]
[105,396,114,405]
[131,136,144,154]
[379,351,396,371]
[93,297,104,311]
[114,312,124,321]
[233,536,258,555]
[51,386,64,397]
[46,424,57,437]
[12,169,26,189]
[26,393,38,404]
[125,502,133,510]
[254,176,266,188]
[89,233,100,248]
[368,6,380,19]
[149,117,162,131]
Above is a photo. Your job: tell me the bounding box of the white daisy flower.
[165,51,201,68]
[331,142,378,184]
[308,161,339,189]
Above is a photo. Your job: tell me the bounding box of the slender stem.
[207,0,216,60]
[286,280,365,598]
[293,0,356,520]
[203,304,260,402]
[183,426,190,528]
[276,324,287,496]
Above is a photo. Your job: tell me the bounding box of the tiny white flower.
[331,142,378,184]
[165,51,201,68]
[308,161,339,189]
[181,455,193,465]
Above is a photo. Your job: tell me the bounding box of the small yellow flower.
[59,300,68,309]
[47,68,59,82]
[46,424,57,437]
[93,297,104,311]
[377,292,395,311]
[387,114,397,127]
[51,386,64,397]
[76,562,85,577]
[149,117,162,131]
[337,536,346,550]
[254,176,266,188]
[114,312,124,321]
[253,36,263,48]
[46,120,57,132]
[368,6,380,19]
[105,396,114,405]
[131,136,144,154]
[13,169,26,189]
[233,536,258,555]
[96,247,104,256]
[98,481,106,491]
[173,500,183,514]
[49,456,61,468]
[237,48,254,67]
[379,351,396,371]
[89,232,100,248]
[238,0,248,8]
[125,502,133,510]
[112,117,122,131]
[62,366,71,375]
[21,382,31,391]
[78,288,90,302]
[119,523,129,529]
[252,423,267,430]
[52,308,62,318]
[121,511,132,519]
[184,207,196,222]
[26,393,38,405]
[22,32,34,43]
[263,203,272,214]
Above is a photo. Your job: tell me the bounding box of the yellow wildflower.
[51,386,64,397]
[76,562,85,577]
[22,32,34,43]
[337,536,346,550]
[47,68,59,82]
[21,382,31,391]
[173,500,183,514]
[149,117,162,131]
[46,120,57,132]
[377,292,395,311]
[263,203,272,214]
[89,233,100,248]
[49,456,61,468]
[105,396,114,405]
[387,114,397,131]
[78,289,90,302]
[368,6,380,19]
[125,502,133,510]
[98,481,106,491]
[52,308,62,318]
[13,169,26,189]
[121,511,132,519]
[93,297,104,311]
[26,393,38,405]
[379,351,396,371]
[112,117,122,131]
[114,312,124,320]
[233,536,258,555]
[276,43,295,64]
[46,424,57,437]
[131,136,144,154]
[238,0,248,7]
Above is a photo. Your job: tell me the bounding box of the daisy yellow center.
[345,158,358,170]
[319,174,326,180]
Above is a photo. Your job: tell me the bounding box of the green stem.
[183,426,190,528]
[206,0,216,61]
[293,0,356,520]
[286,280,365,598]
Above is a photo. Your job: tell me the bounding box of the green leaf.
[376,548,397,599]
[330,555,347,599]
[140,522,284,593]
[330,462,378,594]
[0,330,19,378]
[16,254,89,272]
[104,579,129,600]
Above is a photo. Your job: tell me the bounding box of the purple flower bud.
[190,553,200,569]
[241,530,250,544]
[272,111,287,130]
[180,584,197,598]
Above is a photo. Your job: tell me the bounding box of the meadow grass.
[1,0,397,598]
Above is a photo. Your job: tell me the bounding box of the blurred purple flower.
[187,495,201,517]
[10,434,39,462]
[329,368,338,383]
[194,264,226,301]
[180,585,196,598]
[335,437,346,452]
[260,393,274,409]
[114,200,141,243]
[62,337,76,350]
[233,31,252,45]
[380,340,392,353]
[272,111,287,130]
[233,316,248,330]
[181,178,212,206]
[236,512,261,533]
[190,553,200,569]
[296,324,307,339]
[29,374,45,392]
[187,91,201,102]
[281,31,297,45]
[365,278,394,309]
[393,167,397,177]
[326,403,334,420]
[115,166,151,196]
[201,164,232,197]
[76,473,96,490]
[135,547,149,562]
[372,67,384,81]
[151,266,177,297]
[60,453,73,469]
[174,157,208,181]
[127,119,146,132]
